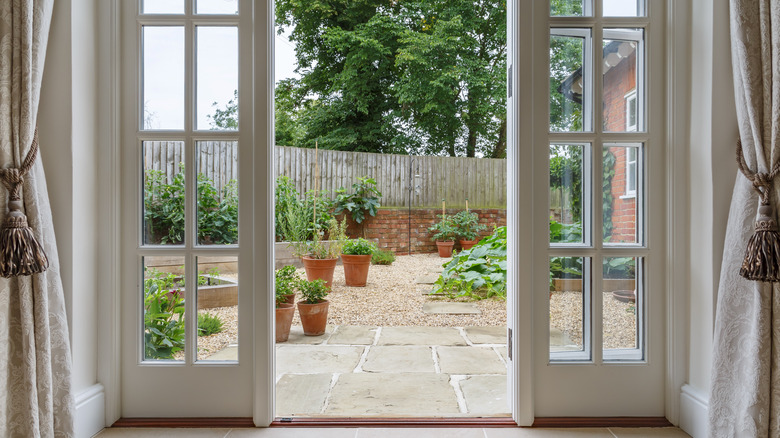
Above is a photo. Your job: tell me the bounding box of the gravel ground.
[189,254,636,360]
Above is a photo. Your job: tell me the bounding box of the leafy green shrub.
[343,238,377,256]
[298,278,329,304]
[275,265,300,306]
[429,215,458,241]
[144,168,238,245]
[431,226,507,300]
[334,176,382,225]
[372,249,396,265]
[451,211,486,241]
[197,313,224,336]
[603,257,636,279]
[275,176,333,242]
[549,218,582,243]
[143,268,185,359]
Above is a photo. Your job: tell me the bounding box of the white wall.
[681,0,737,436]
[38,0,103,437]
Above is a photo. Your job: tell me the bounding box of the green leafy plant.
[429,214,458,242]
[549,256,583,291]
[431,226,507,300]
[275,175,334,243]
[197,313,224,336]
[342,238,377,256]
[143,268,185,359]
[372,249,396,265]
[298,278,329,304]
[275,265,300,307]
[334,177,382,231]
[549,218,582,243]
[307,217,348,259]
[603,257,636,279]
[144,167,238,245]
[451,210,486,241]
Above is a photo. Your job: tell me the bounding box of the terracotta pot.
[275,303,295,342]
[301,256,338,288]
[435,241,455,257]
[341,254,372,287]
[612,290,636,303]
[297,300,330,336]
[459,239,479,251]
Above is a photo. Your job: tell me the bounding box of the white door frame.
[97,0,691,427]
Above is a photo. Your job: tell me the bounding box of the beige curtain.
[710,1,780,437]
[0,1,74,437]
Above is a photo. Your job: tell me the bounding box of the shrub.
[451,210,486,241]
[431,226,507,300]
[334,176,382,226]
[372,249,396,265]
[275,265,300,306]
[143,268,185,359]
[429,214,458,242]
[275,175,333,242]
[197,313,224,336]
[144,167,238,245]
[298,278,329,304]
[343,238,377,255]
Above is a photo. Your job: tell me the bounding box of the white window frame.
[625,89,638,132]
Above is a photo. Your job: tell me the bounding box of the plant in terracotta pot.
[275,265,300,343]
[297,278,330,336]
[341,238,377,287]
[299,217,347,288]
[429,214,457,257]
[452,210,486,251]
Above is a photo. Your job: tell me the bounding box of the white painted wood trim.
[680,384,709,438]
[74,384,106,438]
[665,0,692,426]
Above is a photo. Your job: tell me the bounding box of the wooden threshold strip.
[270,417,517,427]
[112,416,672,429]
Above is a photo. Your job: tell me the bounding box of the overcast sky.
[143,0,640,130]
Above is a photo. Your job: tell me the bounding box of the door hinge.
[507,328,512,361]
[507,64,513,98]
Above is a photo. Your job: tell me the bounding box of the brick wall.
[341,208,507,254]
[603,52,638,243]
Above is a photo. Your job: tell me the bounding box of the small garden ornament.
[0,127,48,277]
[736,139,780,282]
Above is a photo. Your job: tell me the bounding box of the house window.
[625,144,638,197]
[625,89,638,132]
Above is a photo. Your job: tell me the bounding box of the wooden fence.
[143,142,507,208]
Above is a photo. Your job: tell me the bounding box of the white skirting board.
[679,384,709,438]
[75,384,106,438]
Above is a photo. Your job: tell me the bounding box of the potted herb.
[452,210,486,250]
[341,238,377,287]
[429,214,457,257]
[297,278,330,336]
[275,265,299,342]
[300,217,348,288]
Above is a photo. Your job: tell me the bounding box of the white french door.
[119,0,258,417]
[519,0,666,417]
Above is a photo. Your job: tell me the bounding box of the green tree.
[209,90,239,130]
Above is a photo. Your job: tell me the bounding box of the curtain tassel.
[0,128,48,277]
[740,204,780,282]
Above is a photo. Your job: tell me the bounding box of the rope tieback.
[736,139,780,282]
[0,128,48,277]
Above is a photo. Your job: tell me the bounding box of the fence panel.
[144,142,507,208]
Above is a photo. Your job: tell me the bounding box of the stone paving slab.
[361,346,435,373]
[328,326,377,345]
[496,346,508,362]
[205,345,237,361]
[458,375,510,415]
[276,345,364,373]
[415,274,440,284]
[464,326,506,344]
[324,373,460,416]
[283,325,335,344]
[378,327,467,346]
[276,373,333,416]
[422,302,481,315]
[436,346,507,375]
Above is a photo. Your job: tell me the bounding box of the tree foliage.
[274,0,507,157]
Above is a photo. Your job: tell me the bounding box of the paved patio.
[210,325,509,417]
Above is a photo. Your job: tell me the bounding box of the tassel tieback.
[0,128,48,278]
[736,139,780,282]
